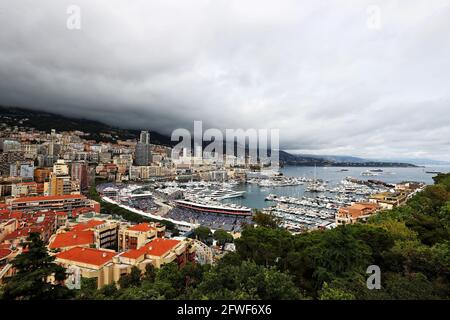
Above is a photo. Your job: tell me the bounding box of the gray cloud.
[1,0,450,160]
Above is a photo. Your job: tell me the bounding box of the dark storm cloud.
[1,0,450,160]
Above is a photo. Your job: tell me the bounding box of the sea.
[223,165,450,210]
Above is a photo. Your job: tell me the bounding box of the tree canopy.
[1,233,73,300]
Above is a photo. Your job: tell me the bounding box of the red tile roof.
[16,182,37,186]
[145,238,180,257]
[127,223,156,232]
[120,238,181,260]
[2,227,41,241]
[10,212,23,219]
[120,248,146,260]
[71,220,105,232]
[49,230,94,249]
[55,247,116,266]
[0,249,12,260]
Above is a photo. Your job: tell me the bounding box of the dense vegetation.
[1,233,73,300]
[2,174,449,300]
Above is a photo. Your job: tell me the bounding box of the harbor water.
[223,165,450,209]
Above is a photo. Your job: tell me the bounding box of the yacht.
[174,198,252,216]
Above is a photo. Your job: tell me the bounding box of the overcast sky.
[1,0,450,160]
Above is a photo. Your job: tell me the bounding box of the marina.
[259,177,392,231]
[96,165,442,233]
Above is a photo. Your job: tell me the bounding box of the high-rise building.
[71,161,89,191]
[2,140,21,152]
[49,173,73,196]
[34,167,51,183]
[139,130,150,144]
[10,162,34,179]
[135,130,152,166]
[135,143,152,166]
[53,159,69,176]
[0,152,25,176]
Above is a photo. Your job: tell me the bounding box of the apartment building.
[118,222,165,251]
[55,237,196,288]
[11,181,38,197]
[55,247,118,288]
[49,219,119,251]
[5,194,93,213]
[369,192,408,210]
[336,202,379,225]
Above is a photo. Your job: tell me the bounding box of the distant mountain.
[370,157,450,166]
[284,153,449,166]
[299,154,368,163]
[0,106,173,146]
[0,106,424,168]
[279,151,417,168]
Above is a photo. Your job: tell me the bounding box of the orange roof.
[0,249,12,260]
[11,194,86,203]
[71,220,105,232]
[3,228,33,240]
[145,238,180,257]
[55,247,116,266]
[49,230,94,249]
[127,222,156,232]
[10,212,23,219]
[120,248,147,260]
[351,202,378,210]
[16,182,37,186]
[120,238,180,259]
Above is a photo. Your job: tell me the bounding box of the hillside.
[1,106,416,167]
[278,151,416,168]
[0,106,173,146]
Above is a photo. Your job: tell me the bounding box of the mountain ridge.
[1,105,418,167]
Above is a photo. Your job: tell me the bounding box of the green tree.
[433,173,450,192]
[235,225,293,267]
[98,283,119,298]
[190,261,302,300]
[119,266,142,289]
[438,201,450,228]
[213,229,234,247]
[194,226,212,243]
[405,213,449,246]
[144,263,156,282]
[318,282,355,300]
[2,233,73,300]
[252,211,281,228]
[75,277,97,300]
[370,219,418,241]
[383,272,438,300]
